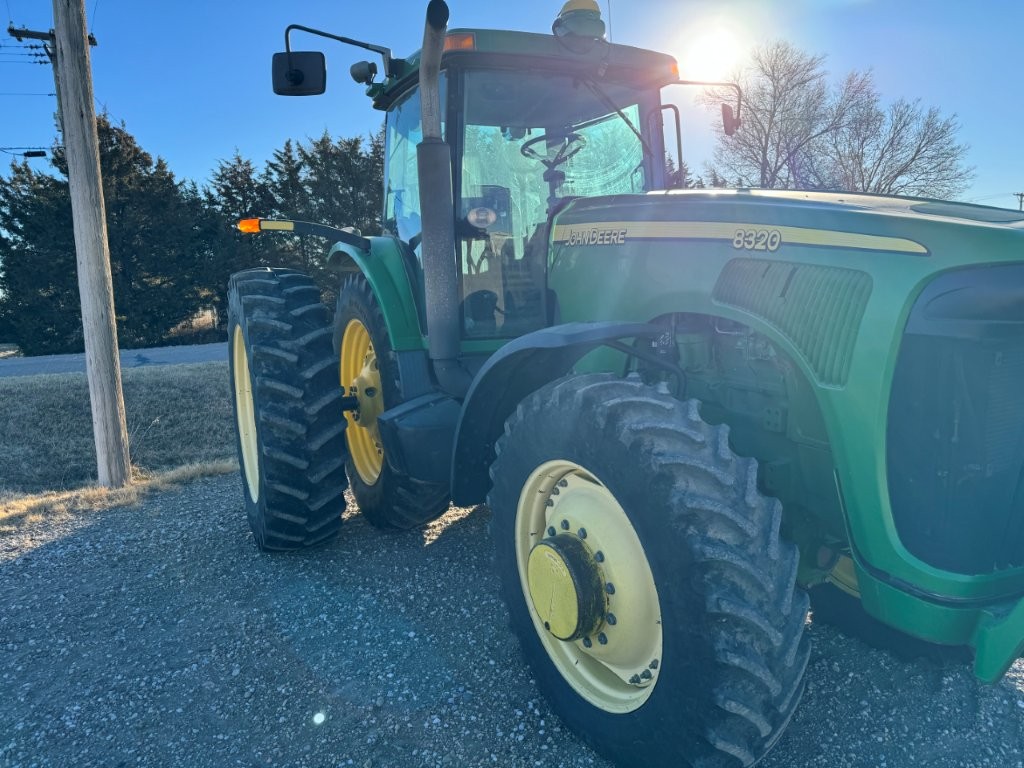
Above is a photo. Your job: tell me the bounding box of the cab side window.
[384,90,424,244]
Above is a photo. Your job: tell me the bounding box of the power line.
[7,22,98,137]
[0,91,55,95]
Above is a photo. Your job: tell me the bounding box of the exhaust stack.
[416,0,471,397]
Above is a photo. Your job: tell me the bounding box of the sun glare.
[681,27,741,82]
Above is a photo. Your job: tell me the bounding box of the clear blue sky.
[2,0,1021,209]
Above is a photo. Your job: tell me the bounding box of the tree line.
[0,115,383,354]
[0,41,972,355]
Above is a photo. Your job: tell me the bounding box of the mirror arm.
[669,79,743,125]
[284,23,404,78]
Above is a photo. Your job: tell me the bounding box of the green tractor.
[227,1,1024,765]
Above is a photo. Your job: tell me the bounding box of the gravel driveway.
[2,475,1023,768]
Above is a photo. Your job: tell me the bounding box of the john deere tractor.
[227,2,1024,765]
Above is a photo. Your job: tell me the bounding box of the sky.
[2,0,1022,210]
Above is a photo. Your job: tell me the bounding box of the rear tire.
[228,268,347,550]
[488,373,810,767]
[334,273,450,529]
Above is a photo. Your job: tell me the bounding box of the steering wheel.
[520,132,587,167]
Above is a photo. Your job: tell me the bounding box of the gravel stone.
[1,474,1022,767]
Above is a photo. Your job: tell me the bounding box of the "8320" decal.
[733,229,782,252]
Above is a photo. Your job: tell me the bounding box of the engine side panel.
[547,192,1024,606]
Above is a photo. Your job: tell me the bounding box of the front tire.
[227,268,348,550]
[334,273,449,529]
[488,374,809,768]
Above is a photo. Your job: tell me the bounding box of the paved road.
[0,342,227,378]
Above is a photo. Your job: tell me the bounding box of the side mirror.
[722,103,741,136]
[272,51,326,96]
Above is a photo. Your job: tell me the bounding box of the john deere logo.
[566,227,628,246]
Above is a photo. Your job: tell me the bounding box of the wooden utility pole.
[49,0,131,487]
[1015,192,1024,212]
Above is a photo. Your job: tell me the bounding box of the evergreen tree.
[297,129,384,236]
[199,152,276,325]
[0,116,205,354]
[0,161,80,354]
[263,139,311,271]
[664,155,703,189]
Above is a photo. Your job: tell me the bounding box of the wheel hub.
[514,461,663,713]
[527,535,605,641]
[340,319,385,484]
[351,351,383,424]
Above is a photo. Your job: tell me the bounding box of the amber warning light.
[443,33,475,52]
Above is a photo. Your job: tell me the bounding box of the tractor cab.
[360,21,678,340]
[271,2,737,342]
[402,58,666,338]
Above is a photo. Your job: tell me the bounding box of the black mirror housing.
[272,51,326,96]
[722,103,741,136]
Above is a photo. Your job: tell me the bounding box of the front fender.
[328,236,425,350]
[450,321,659,506]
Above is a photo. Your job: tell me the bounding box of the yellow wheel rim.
[232,326,260,502]
[340,318,385,484]
[516,460,663,714]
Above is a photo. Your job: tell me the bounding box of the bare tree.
[704,41,973,198]
[818,95,973,198]
[702,42,871,189]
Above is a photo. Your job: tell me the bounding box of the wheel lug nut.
[605,583,615,595]
[649,659,659,669]
[577,528,587,539]
[641,669,652,680]
[558,479,568,488]
[545,500,554,507]
[547,526,556,537]
[594,551,605,563]
[582,637,592,648]
[606,613,617,626]
[629,674,641,685]
[551,487,560,496]
[560,520,570,530]
[597,633,608,645]
[364,387,377,397]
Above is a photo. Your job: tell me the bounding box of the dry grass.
[0,461,236,521]
[0,362,237,494]
[0,343,20,359]
[0,461,237,548]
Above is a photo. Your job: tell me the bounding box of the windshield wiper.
[579,77,656,167]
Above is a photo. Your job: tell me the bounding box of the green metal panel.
[328,237,426,351]
[547,190,1024,656]
[714,259,872,386]
[973,599,1024,683]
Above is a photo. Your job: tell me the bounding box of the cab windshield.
[457,68,659,337]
